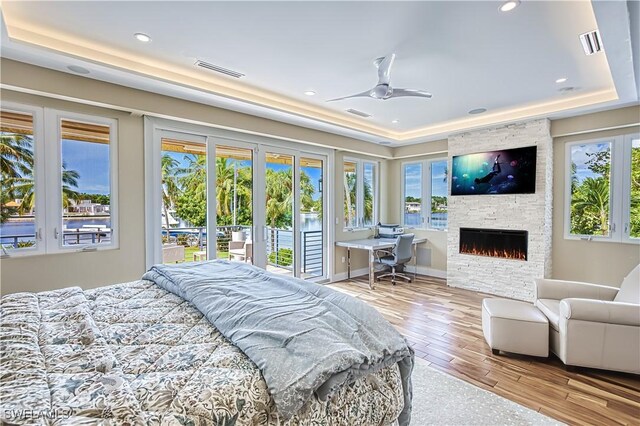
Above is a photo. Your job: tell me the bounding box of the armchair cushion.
[535,278,618,301]
[534,299,561,331]
[614,265,640,304]
[560,298,640,326]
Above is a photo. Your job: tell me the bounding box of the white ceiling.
[0,1,637,145]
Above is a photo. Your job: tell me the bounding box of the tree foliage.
[162,154,319,230]
[570,149,611,236]
[1,134,82,222]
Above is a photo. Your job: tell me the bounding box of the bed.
[1,261,412,425]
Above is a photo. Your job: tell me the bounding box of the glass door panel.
[265,151,294,276]
[160,137,207,263]
[300,156,324,279]
[215,144,254,263]
[60,119,113,247]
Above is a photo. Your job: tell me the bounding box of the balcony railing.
[1,228,112,247]
[162,225,323,275]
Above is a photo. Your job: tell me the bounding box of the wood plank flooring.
[329,275,640,426]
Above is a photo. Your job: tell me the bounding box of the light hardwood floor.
[329,275,640,426]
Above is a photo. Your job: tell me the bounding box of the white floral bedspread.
[0,280,404,425]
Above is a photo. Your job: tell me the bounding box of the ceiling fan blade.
[376,53,395,85]
[326,90,373,102]
[388,88,432,99]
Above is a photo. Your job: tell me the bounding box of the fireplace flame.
[460,243,526,261]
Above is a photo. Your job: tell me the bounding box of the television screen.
[451,146,537,195]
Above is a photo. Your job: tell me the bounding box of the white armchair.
[534,265,640,374]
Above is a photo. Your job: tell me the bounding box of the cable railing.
[162,225,323,274]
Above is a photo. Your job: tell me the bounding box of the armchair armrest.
[560,298,640,326]
[228,241,245,250]
[535,278,618,301]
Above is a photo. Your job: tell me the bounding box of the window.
[363,162,376,227]
[343,158,378,229]
[0,108,42,254]
[58,118,115,248]
[402,158,448,230]
[0,103,118,257]
[565,133,638,243]
[624,134,639,240]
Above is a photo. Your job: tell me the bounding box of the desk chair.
[374,233,415,285]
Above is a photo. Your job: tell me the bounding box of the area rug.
[410,357,562,425]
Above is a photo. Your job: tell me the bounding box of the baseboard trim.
[332,265,447,282]
[404,265,447,279]
[331,267,370,282]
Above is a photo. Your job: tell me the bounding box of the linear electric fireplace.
[459,228,528,261]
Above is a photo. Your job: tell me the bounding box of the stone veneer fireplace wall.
[447,119,553,301]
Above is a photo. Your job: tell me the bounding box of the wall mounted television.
[451,146,537,196]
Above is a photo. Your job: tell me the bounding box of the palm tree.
[10,162,80,214]
[572,177,610,235]
[344,172,356,227]
[1,134,33,183]
[161,154,180,230]
[215,157,234,220]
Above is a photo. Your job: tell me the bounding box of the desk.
[336,237,427,289]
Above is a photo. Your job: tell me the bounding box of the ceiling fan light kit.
[328,54,433,102]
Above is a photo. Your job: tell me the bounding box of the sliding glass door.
[264,150,295,276]
[159,132,208,264]
[149,121,329,280]
[300,155,324,279]
[215,144,254,264]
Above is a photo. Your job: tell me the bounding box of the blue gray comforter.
[142,260,414,425]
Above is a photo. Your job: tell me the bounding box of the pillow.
[614,264,640,304]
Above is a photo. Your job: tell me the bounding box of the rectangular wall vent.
[579,30,603,55]
[345,108,371,118]
[195,60,245,78]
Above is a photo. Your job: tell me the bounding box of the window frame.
[0,102,46,257]
[400,157,448,231]
[343,157,379,231]
[563,134,638,245]
[1,103,119,258]
[622,133,640,243]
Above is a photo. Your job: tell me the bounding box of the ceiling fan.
[327,54,432,102]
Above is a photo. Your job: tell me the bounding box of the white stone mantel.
[446,119,553,301]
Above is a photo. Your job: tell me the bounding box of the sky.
[570,142,609,183]
[62,139,110,194]
[405,160,448,199]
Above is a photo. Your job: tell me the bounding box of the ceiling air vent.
[345,108,372,118]
[195,60,245,78]
[579,30,603,55]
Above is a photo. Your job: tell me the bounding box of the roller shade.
[61,119,110,144]
[1,111,110,145]
[0,111,33,135]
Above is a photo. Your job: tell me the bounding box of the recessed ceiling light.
[555,77,568,83]
[304,90,316,96]
[468,108,487,115]
[134,33,151,43]
[559,86,578,93]
[499,0,520,12]
[67,65,90,74]
[392,119,399,124]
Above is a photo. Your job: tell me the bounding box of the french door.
[255,147,326,279]
[147,120,328,280]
